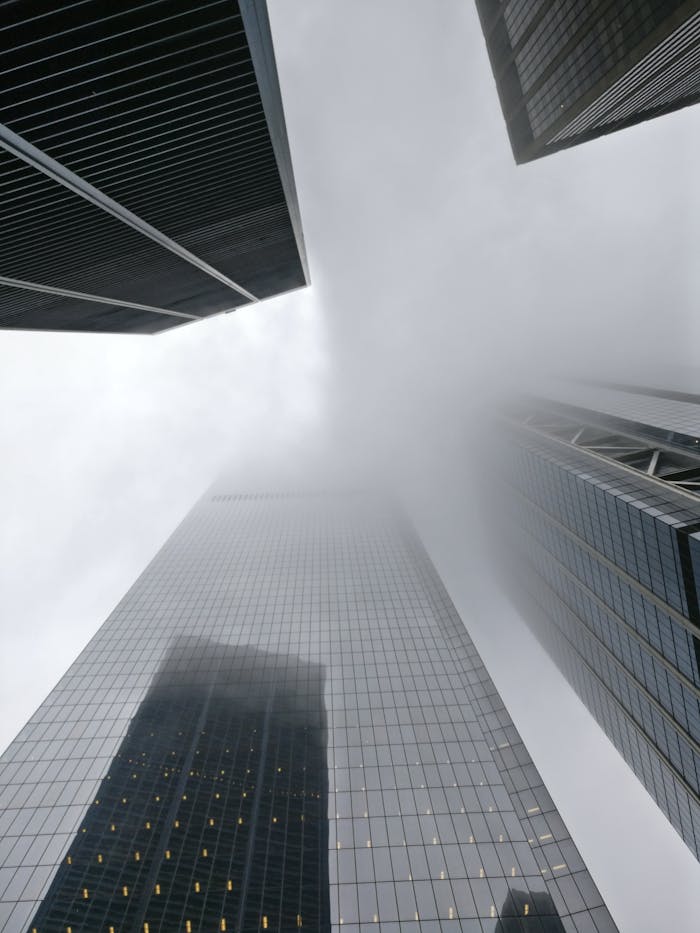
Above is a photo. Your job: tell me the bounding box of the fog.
[1,2,699,931]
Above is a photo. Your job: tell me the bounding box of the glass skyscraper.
[0,0,308,334]
[475,1,700,163]
[500,381,700,860]
[0,489,617,932]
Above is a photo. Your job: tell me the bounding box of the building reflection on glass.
[495,887,566,932]
[29,639,329,933]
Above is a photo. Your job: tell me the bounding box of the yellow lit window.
[297,916,302,928]
[272,817,277,824]
[66,856,72,865]
[111,824,116,832]
[186,922,192,933]
[165,850,171,860]
[135,852,140,861]
[144,925,150,933]
[194,882,201,893]
[238,818,243,825]
[146,822,151,830]
[123,887,129,897]
[82,889,89,900]
[174,820,180,828]
[202,848,208,857]
[209,818,215,826]
[220,921,227,932]
[227,880,233,891]
[524,903,530,916]
[262,916,268,929]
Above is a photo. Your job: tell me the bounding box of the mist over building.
[0,490,617,932]
[475,1,700,163]
[498,381,700,860]
[0,0,307,334]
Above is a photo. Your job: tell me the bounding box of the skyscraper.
[475,1,700,163]
[0,489,617,932]
[499,381,700,859]
[0,0,308,334]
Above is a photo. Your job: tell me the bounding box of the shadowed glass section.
[28,641,329,933]
[495,888,565,931]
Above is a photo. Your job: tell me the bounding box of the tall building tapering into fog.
[0,1,307,334]
[0,489,617,932]
[475,1,700,163]
[500,382,700,861]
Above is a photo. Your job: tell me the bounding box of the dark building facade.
[475,1,700,162]
[0,0,308,334]
[0,490,617,932]
[500,382,700,860]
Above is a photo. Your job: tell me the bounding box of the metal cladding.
[0,0,308,334]
[475,1,700,163]
[499,382,700,859]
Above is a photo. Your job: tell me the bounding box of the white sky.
[1,2,699,931]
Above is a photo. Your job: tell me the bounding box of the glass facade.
[0,490,617,932]
[475,1,700,162]
[500,384,700,860]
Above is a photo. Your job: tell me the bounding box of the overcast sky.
[1,2,699,931]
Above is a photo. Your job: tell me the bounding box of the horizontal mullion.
[1,8,239,89]
[27,73,258,145]
[4,133,276,219]
[134,172,282,228]
[115,157,282,210]
[80,120,270,183]
[0,0,95,35]
[88,128,274,192]
[2,247,216,300]
[47,97,262,164]
[0,125,273,214]
[1,0,177,57]
[2,48,235,128]
[100,143,279,204]
[0,31,240,112]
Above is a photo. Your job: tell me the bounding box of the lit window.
[262,916,269,929]
[123,887,129,897]
[195,882,201,893]
[227,880,233,891]
[524,903,530,916]
[155,884,161,895]
[82,889,89,900]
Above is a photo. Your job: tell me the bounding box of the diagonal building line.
[0,121,258,304]
[0,274,202,320]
